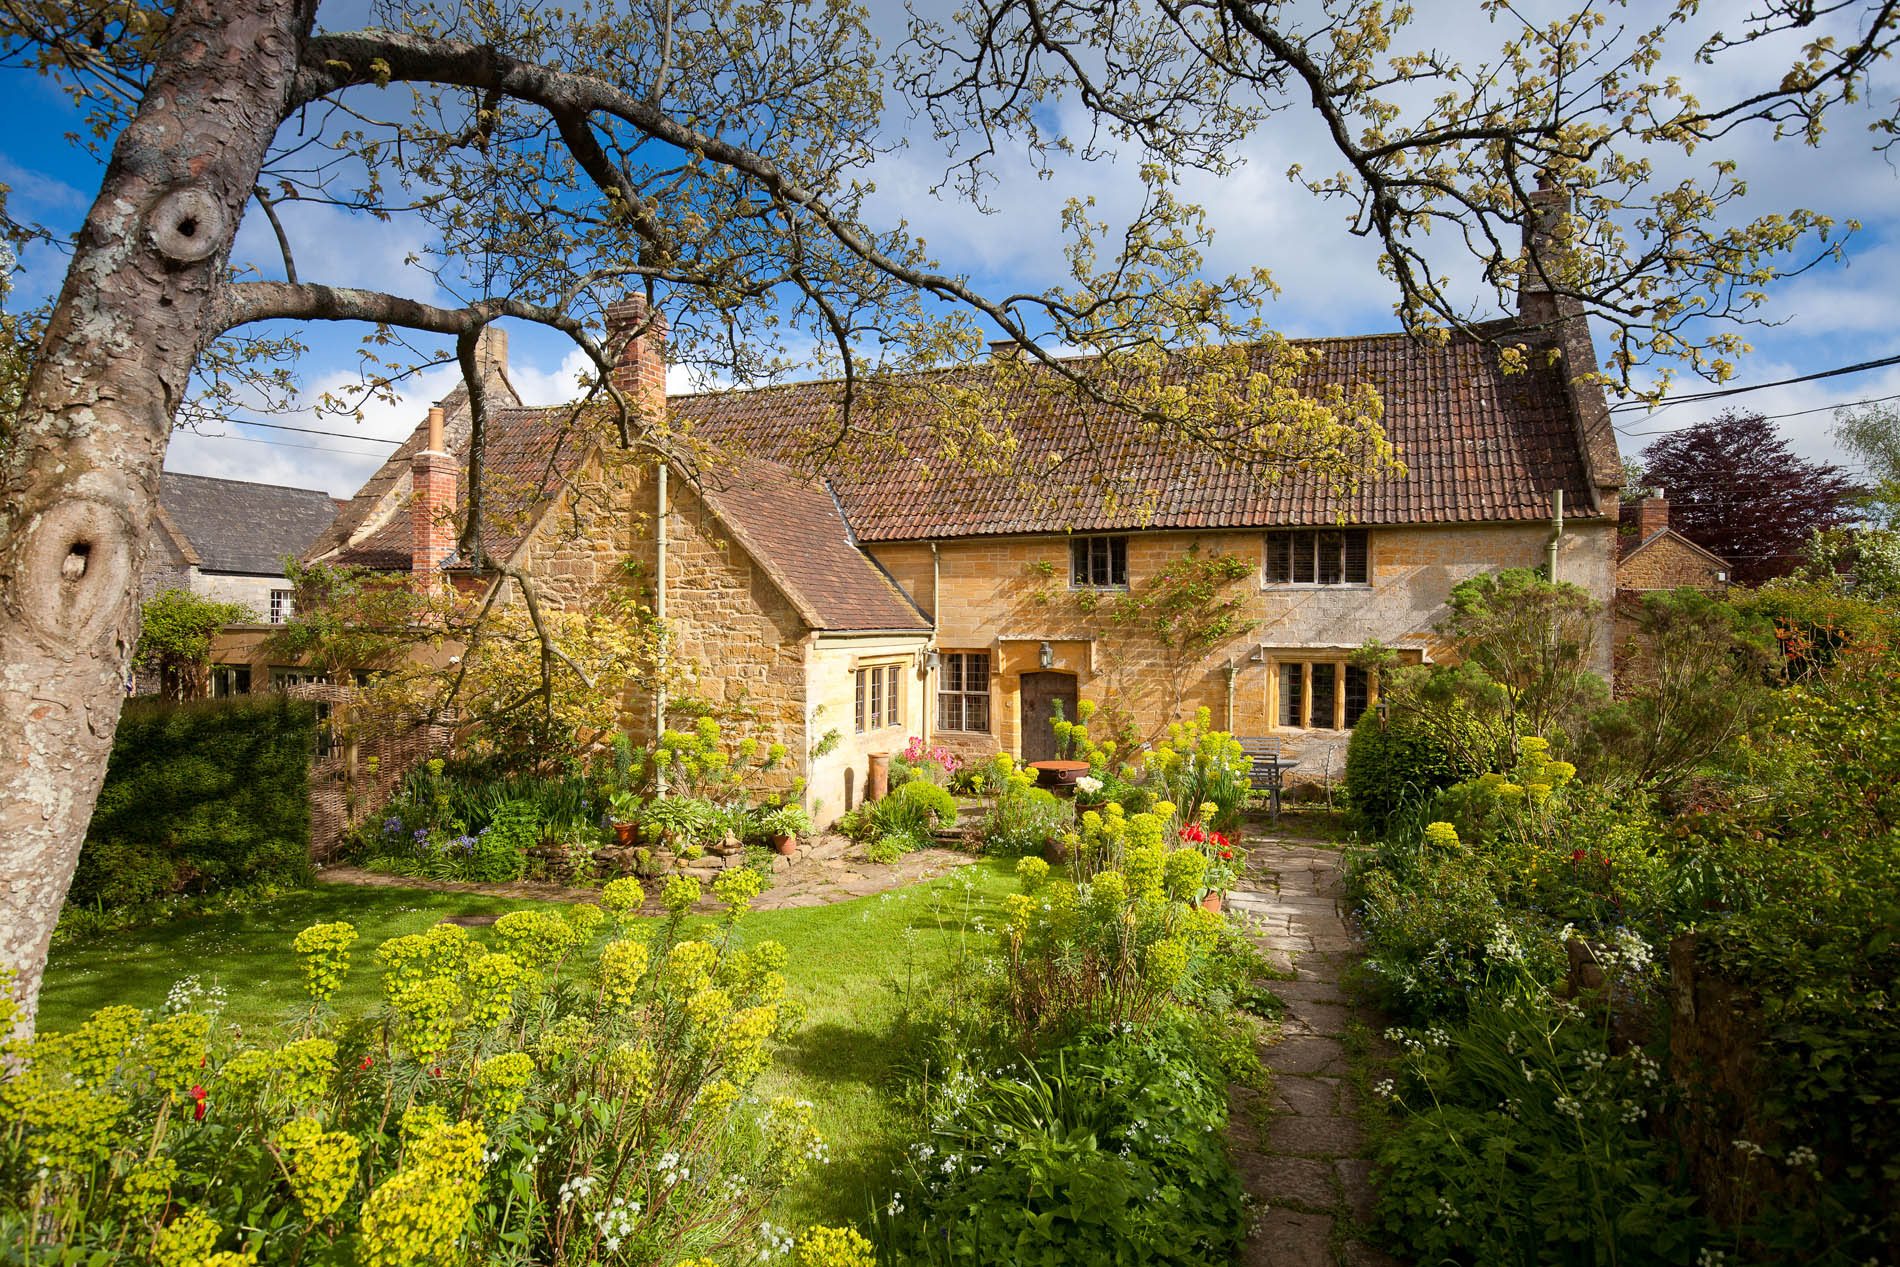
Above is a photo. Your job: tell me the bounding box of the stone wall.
[871,517,1617,776]
[1617,532,1727,591]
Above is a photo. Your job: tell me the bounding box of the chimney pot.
[427,406,445,453]
[605,295,669,430]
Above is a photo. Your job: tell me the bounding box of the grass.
[38,859,1019,1230]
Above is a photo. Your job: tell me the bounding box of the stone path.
[1227,835,1400,1267]
[318,840,972,917]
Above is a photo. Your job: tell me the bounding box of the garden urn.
[773,833,797,856]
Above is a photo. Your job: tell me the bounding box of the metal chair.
[1236,736,1288,820]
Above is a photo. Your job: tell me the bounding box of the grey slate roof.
[158,472,341,576]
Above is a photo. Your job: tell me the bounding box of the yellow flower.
[1015,856,1050,892]
[66,1005,143,1083]
[1423,822,1460,851]
[1163,848,1208,902]
[565,903,605,939]
[153,1207,221,1267]
[665,940,719,993]
[475,1051,535,1120]
[604,1042,657,1098]
[1547,760,1578,787]
[291,922,357,1002]
[686,987,734,1036]
[494,910,580,970]
[393,978,462,1061]
[275,1117,360,1222]
[601,939,651,1010]
[278,1038,337,1106]
[19,1087,124,1173]
[796,1224,876,1267]
[661,875,702,917]
[713,866,767,914]
[116,1157,179,1219]
[601,876,645,918]
[360,1120,485,1267]
[1143,939,1190,992]
[465,951,528,1029]
[142,1011,210,1095]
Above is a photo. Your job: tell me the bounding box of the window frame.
[269,588,294,623]
[854,663,905,734]
[1274,658,1377,731]
[1069,535,1129,588]
[936,651,993,733]
[1263,529,1370,588]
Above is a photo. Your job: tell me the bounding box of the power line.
[230,419,407,445]
[1608,353,1900,414]
[1614,391,1900,437]
[183,431,399,457]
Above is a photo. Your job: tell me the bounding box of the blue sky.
[3,2,1898,499]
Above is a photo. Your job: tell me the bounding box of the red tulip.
[359,1055,374,1071]
[189,1085,208,1121]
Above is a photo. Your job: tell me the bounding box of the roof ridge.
[163,470,335,497]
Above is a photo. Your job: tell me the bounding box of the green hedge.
[71,694,317,909]
[1343,704,1500,835]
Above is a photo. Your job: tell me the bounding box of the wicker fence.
[284,682,453,863]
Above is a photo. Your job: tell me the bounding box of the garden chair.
[1236,736,1289,821]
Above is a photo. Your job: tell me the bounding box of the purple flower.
[383,817,402,835]
[414,828,429,843]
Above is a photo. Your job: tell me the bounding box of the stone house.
[283,235,1622,821]
[136,471,341,695]
[1611,494,1731,695]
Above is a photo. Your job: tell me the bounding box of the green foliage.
[879,1019,1245,1266]
[1375,987,1705,1266]
[1342,702,1501,835]
[135,588,256,700]
[1435,568,1609,755]
[979,782,1073,857]
[1581,587,1774,794]
[71,695,316,911]
[2,885,816,1264]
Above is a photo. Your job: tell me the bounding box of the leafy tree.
[1638,411,1862,585]
[0,0,1895,1025]
[1583,587,1774,795]
[1833,401,1900,527]
[133,588,254,702]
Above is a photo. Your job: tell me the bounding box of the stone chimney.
[605,296,669,432]
[474,325,509,380]
[1637,493,1669,540]
[1517,176,1569,329]
[411,405,457,579]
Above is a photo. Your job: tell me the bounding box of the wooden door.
[1020,671,1079,763]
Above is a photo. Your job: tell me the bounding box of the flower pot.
[772,833,797,856]
[1200,891,1224,914]
[1042,835,1072,865]
[613,821,638,846]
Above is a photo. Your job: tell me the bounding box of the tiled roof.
[689,455,931,631]
[158,472,340,575]
[672,323,1602,541]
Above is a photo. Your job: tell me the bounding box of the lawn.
[38,858,1018,1229]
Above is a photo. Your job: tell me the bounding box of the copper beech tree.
[0,0,1895,1027]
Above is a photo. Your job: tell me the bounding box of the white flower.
[1077,776,1103,794]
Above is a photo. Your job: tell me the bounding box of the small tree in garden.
[1091,548,1256,743]
[1434,568,1607,759]
[134,588,254,701]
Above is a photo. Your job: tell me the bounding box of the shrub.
[1342,701,1500,835]
[979,770,1073,856]
[1,875,817,1263]
[70,694,317,910]
[880,1018,1245,1266]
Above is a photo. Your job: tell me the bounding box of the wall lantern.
[1038,641,1055,669]
[923,650,941,675]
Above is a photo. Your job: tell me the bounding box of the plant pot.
[1200,891,1224,914]
[772,833,797,856]
[613,821,638,846]
[1042,835,1072,865]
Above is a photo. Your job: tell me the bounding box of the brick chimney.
[605,296,669,432]
[1517,176,1569,329]
[1637,493,1669,540]
[411,405,457,579]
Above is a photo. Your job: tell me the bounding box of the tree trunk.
[0,0,303,1034]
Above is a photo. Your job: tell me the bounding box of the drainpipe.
[655,463,669,792]
[926,542,941,745]
[1545,488,1565,581]
[1224,658,1238,732]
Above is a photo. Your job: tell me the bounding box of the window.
[210,665,250,697]
[937,651,992,732]
[1277,661,1375,730]
[269,589,294,623]
[1070,536,1128,587]
[855,664,903,734]
[270,666,324,689]
[1265,529,1368,586]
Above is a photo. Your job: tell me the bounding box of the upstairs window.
[269,588,294,623]
[1071,536,1129,587]
[1265,529,1368,586]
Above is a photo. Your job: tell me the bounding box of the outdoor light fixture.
[1038,641,1055,669]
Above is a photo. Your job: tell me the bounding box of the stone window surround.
[853,663,902,734]
[936,650,993,734]
[1070,534,1129,589]
[1262,644,1424,733]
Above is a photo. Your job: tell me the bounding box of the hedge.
[71,694,317,909]
[1343,703,1501,835]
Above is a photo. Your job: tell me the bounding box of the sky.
[3,1,1898,501]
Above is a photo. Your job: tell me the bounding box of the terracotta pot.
[1042,835,1072,865]
[613,821,638,846]
[773,833,797,856]
[1200,891,1224,914]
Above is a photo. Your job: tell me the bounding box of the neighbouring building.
[298,198,1624,823]
[1612,493,1730,694]
[136,471,342,696]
